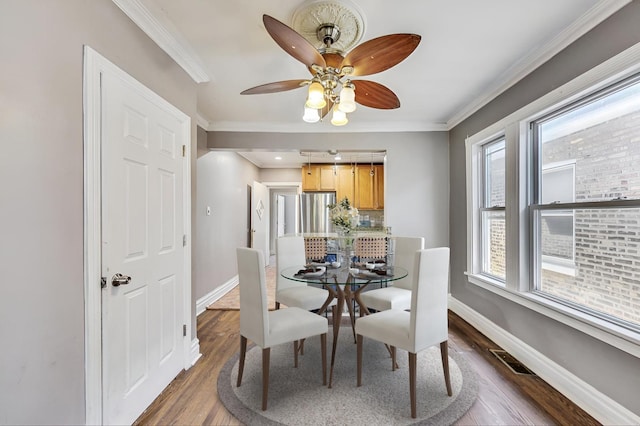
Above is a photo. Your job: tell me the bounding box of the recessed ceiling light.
[275,156,282,160]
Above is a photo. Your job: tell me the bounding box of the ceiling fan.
[240,11,421,125]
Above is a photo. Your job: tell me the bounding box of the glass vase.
[336,227,354,270]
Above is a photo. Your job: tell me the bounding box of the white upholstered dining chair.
[276,236,336,314]
[236,247,328,410]
[355,247,452,419]
[358,236,424,312]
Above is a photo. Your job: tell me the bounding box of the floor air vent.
[489,349,536,376]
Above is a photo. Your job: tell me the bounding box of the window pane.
[541,164,574,204]
[485,140,505,207]
[482,210,506,280]
[536,207,640,328]
[541,211,574,260]
[538,79,640,202]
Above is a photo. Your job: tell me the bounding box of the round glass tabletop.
[281,264,407,285]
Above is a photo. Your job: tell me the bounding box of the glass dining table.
[281,264,408,388]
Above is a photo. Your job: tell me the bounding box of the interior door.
[251,181,270,265]
[101,72,185,425]
[277,194,286,237]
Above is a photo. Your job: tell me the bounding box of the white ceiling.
[120,0,626,167]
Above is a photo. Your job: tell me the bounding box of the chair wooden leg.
[262,347,270,411]
[300,338,305,355]
[409,352,417,419]
[321,333,327,385]
[440,341,452,396]
[391,346,397,371]
[356,334,363,387]
[293,340,299,368]
[237,335,247,387]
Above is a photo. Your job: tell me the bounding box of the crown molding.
[196,114,210,130]
[446,0,631,130]
[112,0,211,83]
[206,120,448,133]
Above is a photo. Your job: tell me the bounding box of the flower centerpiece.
[328,197,359,269]
[328,196,359,235]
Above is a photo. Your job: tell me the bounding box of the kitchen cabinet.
[336,165,355,203]
[302,164,383,210]
[355,164,384,210]
[301,164,336,191]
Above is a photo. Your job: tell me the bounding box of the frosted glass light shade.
[331,105,348,126]
[305,82,326,109]
[338,85,356,113]
[302,106,320,123]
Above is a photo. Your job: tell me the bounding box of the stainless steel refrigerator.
[299,192,336,234]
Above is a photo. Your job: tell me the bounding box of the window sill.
[465,272,640,359]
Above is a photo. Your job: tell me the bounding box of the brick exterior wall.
[540,111,640,326]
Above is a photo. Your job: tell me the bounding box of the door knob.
[111,273,131,287]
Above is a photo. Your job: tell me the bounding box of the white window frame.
[465,42,640,358]
[479,137,507,282]
[540,160,577,276]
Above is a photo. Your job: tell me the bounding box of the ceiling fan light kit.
[240,0,421,126]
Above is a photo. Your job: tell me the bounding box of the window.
[540,161,576,276]
[480,138,506,281]
[531,74,640,329]
[466,47,640,350]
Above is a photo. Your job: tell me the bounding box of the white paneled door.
[251,181,270,265]
[101,71,186,425]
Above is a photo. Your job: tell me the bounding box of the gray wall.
[208,131,450,247]
[0,1,198,424]
[449,1,640,415]
[260,167,302,183]
[196,131,449,306]
[194,151,259,300]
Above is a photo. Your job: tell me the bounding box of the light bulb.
[338,84,356,113]
[331,105,348,126]
[302,106,320,123]
[305,81,326,109]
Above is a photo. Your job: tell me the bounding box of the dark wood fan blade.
[352,80,400,109]
[320,99,334,119]
[263,15,326,69]
[240,80,309,95]
[341,34,421,77]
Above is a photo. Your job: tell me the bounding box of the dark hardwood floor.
[134,308,600,425]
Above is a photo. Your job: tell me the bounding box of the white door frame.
[83,46,194,425]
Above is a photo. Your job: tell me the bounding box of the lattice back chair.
[276,236,337,313]
[359,236,425,312]
[304,236,328,263]
[354,236,389,263]
[236,247,328,411]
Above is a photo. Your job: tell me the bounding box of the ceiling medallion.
[292,0,365,54]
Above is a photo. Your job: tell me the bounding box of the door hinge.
[183,234,187,246]
[101,277,107,288]
[182,145,186,157]
[183,324,187,337]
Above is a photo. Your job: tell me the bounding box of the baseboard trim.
[195,275,239,315]
[449,296,640,425]
[189,337,201,368]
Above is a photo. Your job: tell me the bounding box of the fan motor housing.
[317,23,341,46]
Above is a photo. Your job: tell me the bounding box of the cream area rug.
[217,328,478,425]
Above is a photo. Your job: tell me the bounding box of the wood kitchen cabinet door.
[355,164,384,210]
[336,165,355,203]
[302,164,337,191]
[374,165,384,208]
[301,165,319,190]
[318,165,337,190]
